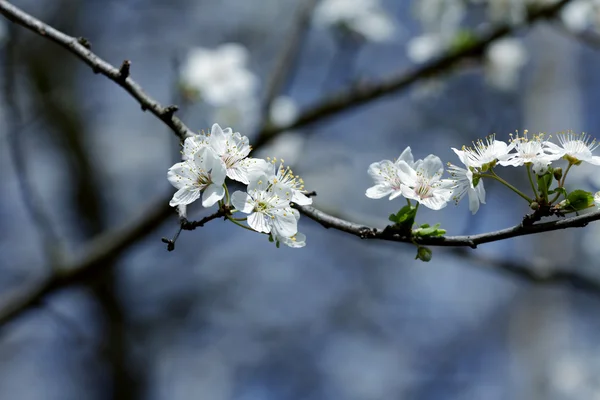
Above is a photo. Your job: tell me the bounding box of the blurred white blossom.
[180,43,258,105]
[269,95,299,127]
[314,0,396,42]
[561,0,600,32]
[485,38,528,90]
[406,34,444,63]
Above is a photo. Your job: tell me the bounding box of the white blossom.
[272,209,306,248]
[269,96,299,127]
[485,38,528,91]
[498,131,561,174]
[406,34,444,63]
[366,147,419,200]
[594,191,600,206]
[314,0,396,42]
[561,0,599,32]
[447,163,486,214]
[180,43,258,105]
[396,155,453,210]
[167,147,226,208]
[231,174,298,237]
[545,131,600,165]
[262,157,312,206]
[183,123,267,184]
[452,134,513,169]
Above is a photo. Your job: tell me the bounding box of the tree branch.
[0,195,174,328]
[293,204,598,249]
[252,0,573,148]
[0,0,193,141]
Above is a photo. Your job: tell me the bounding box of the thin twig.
[259,0,319,125]
[0,0,193,140]
[252,0,573,148]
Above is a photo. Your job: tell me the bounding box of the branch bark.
[252,0,573,148]
[0,0,193,141]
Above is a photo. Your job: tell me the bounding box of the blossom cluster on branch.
[366,131,600,260]
[167,123,311,248]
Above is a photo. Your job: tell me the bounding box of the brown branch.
[293,204,597,249]
[0,1,193,140]
[252,0,573,148]
[0,195,174,328]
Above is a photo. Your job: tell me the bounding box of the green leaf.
[548,187,567,198]
[413,223,446,238]
[415,246,433,262]
[389,205,417,227]
[564,189,594,211]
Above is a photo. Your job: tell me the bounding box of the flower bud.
[415,246,432,262]
[530,201,539,210]
[553,168,563,181]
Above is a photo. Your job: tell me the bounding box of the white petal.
[420,154,444,177]
[247,173,270,193]
[291,191,312,205]
[169,187,201,207]
[396,161,418,186]
[467,188,481,214]
[366,184,392,199]
[202,184,225,207]
[421,194,449,211]
[209,123,228,155]
[204,149,227,184]
[248,212,271,233]
[167,161,198,189]
[396,147,415,167]
[231,191,254,213]
[271,209,298,238]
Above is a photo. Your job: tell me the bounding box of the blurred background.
[2,0,600,399]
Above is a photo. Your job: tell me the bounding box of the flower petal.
[231,191,254,213]
[202,184,225,207]
[248,212,271,233]
[169,187,201,207]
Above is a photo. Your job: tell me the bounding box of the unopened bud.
[415,246,432,262]
[553,168,563,181]
[530,201,540,210]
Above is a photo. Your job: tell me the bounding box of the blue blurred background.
[1,0,600,399]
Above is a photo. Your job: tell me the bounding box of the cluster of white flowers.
[314,0,396,42]
[168,123,311,248]
[367,131,600,215]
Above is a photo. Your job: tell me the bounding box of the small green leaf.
[389,205,417,228]
[413,223,446,238]
[548,187,567,197]
[415,246,433,262]
[564,189,594,211]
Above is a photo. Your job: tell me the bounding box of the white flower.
[561,0,597,32]
[272,209,306,248]
[498,131,561,174]
[231,174,297,237]
[183,123,267,184]
[167,147,226,208]
[314,0,396,42]
[594,191,600,206]
[406,34,445,63]
[397,155,453,210]
[545,131,600,165]
[447,163,486,214]
[452,134,513,169]
[269,96,299,127]
[180,43,258,105]
[262,158,312,206]
[485,38,528,91]
[366,147,418,200]
[276,232,307,248]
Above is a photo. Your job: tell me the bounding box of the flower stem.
[526,164,538,200]
[484,170,533,203]
[560,162,574,188]
[223,184,231,205]
[226,216,258,232]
